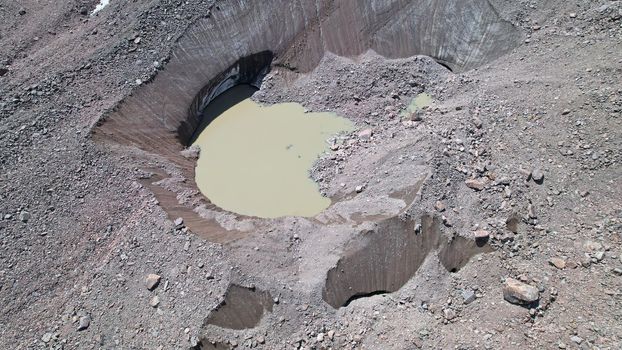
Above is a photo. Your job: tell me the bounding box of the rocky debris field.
[1,0,621,349]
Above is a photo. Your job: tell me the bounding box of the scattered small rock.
[503,278,539,306]
[19,210,30,222]
[150,295,160,308]
[584,240,603,252]
[473,229,490,242]
[528,204,537,219]
[519,167,532,181]
[462,289,476,304]
[506,214,519,233]
[180,145,200,159]
[442,215,452,227]
[409,111,423,122]
[41,333,53,343]
[531,168,544,183]
[357,128,373,140]
[77,315,91,331]
[465,178,486,191]
[443,308,456,320]
[472,117,483,129]
[594,251,605,262]
[434,201,446,212]
[549,257,566,270]
[145,274,161,290]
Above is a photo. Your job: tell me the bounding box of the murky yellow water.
[193,86,353,218]
[402,92,432,117]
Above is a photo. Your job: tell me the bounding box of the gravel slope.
[0,0,620,349]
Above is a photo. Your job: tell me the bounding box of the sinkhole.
[203,284,274,330]
[322,215,492,308]
[92,0,522,227]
